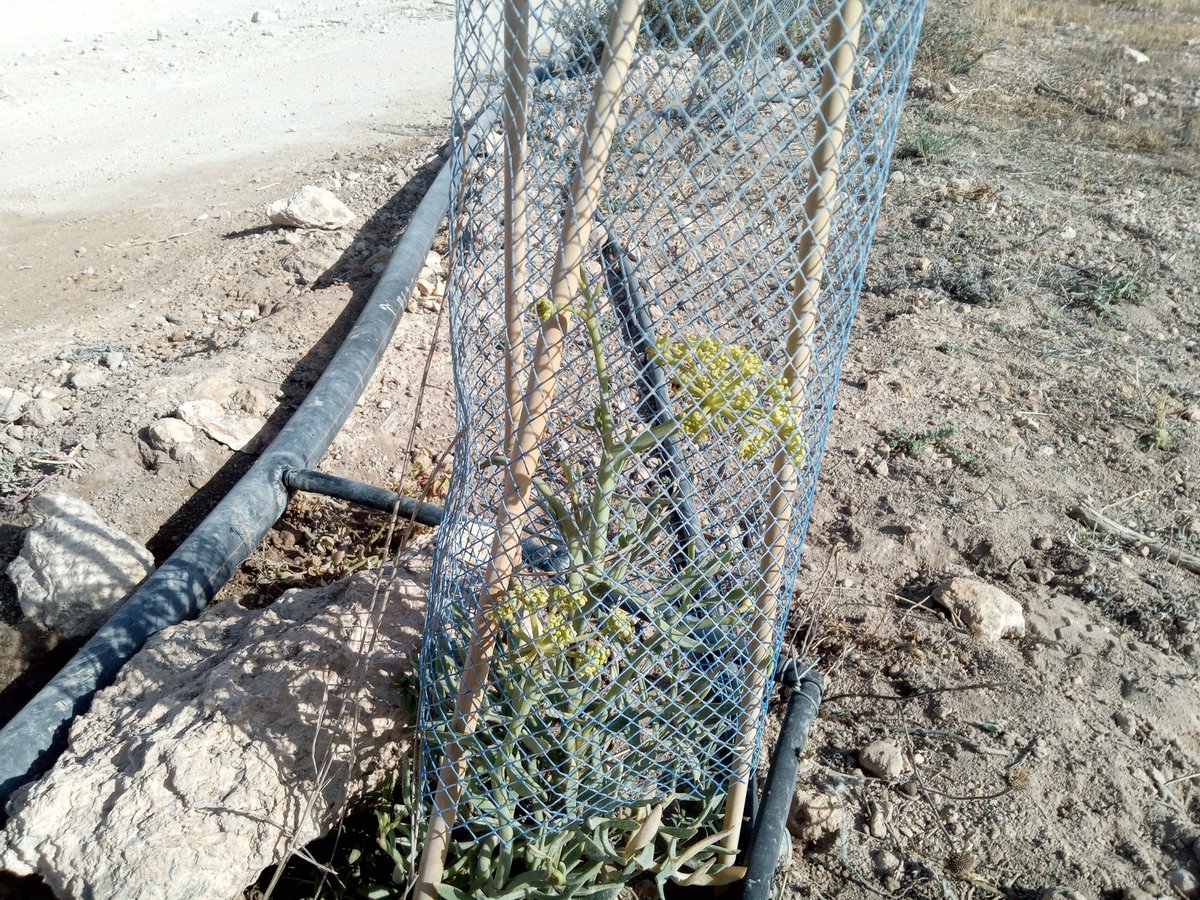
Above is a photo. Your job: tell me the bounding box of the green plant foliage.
[896,123,959,160]
[887,425,986,475]
[916,16,985,76]
[1059,263,1148,313]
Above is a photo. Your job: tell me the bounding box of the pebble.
[102,351,125,369]
[378,399,393,410]
[22,398,65,428]
[933,577,1026,640]
[0,387,32,423]
[868,804,888,838]
[1121,45,1150,64]
[1032,535,1054,551]
[788,789,843,847]
[872,849,902,877]
[1167,868,1199,899]
[1112,710,1136,735]
[858,740,905,780]
[267,185,355,230]
[869,459,890,477]
[68,368,107,391]
[145,417,196,452]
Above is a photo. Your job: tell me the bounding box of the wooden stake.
[413,2,646,895]
[502,0,531,459]
[720,0,865,863]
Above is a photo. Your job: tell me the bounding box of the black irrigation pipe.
[597,214,702,568]
[282,467,447,525]
[741,665,824,900]
[282,468,568,572]
[0,153,459,812]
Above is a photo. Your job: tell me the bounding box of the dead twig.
[825,680,1008,704]
[1070,500,1200,575]
[903,726,1010,757]
[1033,80,1116,120]
[131,231,194,246]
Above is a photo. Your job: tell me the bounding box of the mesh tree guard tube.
[418,0,923,888]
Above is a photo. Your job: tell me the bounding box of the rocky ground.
[1,0,1198,898]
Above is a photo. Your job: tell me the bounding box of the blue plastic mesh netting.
[419,0,924,845]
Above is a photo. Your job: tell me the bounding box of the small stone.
[1168,868,1199,899]
[170,442,209,465]
[788,789,843,847]
[230,386,270,417]
[1038,889,1087,900]
[21,398,65,428]
[68,368,107,391]
[872,849,902,877]
[267,185,355,230]
[377,399,393,410]
[424,249,444,274]
[933,577,1026,640]
[1112,709,1136,735]
[859,740,905,780]
[1121,45,1150,64]
[1032,535,1054,551]
[282,247,341,284]
[145,417,196,452]
[102,351,125,369]
[868,804,888,838]
[869,459,890,477]
[250,9,274,23]
[0,387,33,423]
[1122,888,1156,900]
[1029,567,1054,586]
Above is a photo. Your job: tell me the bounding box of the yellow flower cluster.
[493,584,628,679]
[652,334,805,467]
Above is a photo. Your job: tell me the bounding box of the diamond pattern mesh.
[419,0,924,844]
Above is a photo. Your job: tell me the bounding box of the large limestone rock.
[267,185,355,230]
[7,493,155,638]
[0,555,428,900]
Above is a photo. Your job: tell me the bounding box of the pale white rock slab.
[267,185,355,230]
[6,493,154,639]
[145,417,196,452]
[0,387,31,423]
[933,577,1026,641]
[175,399,266,451]
[0,557,428,900]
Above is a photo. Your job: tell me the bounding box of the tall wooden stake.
[413,1,646,895]
[502,0,531,459]
[719,0,865,864]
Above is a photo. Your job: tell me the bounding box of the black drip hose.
[741,665,824,900]
[281,468,566,572]
[596,216,702,567]
[282,467,446,525]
